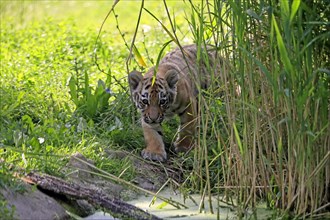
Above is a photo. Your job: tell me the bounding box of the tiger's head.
[128,69,178,124]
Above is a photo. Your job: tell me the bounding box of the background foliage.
[1,0,329,219]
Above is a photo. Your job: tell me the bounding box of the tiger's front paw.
[141,148,167,162]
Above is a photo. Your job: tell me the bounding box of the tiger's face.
[128,70,178,125]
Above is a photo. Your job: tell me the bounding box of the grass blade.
[272,14,294,76]
[290,0,301,23]
[132,45,147,67]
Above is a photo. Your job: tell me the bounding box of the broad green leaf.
[95,79,105,97]
[97,79,105,88]
[280,0,290,18]
[86,94,97,117]
[68,76,79,106]
[95,80,110,111]
[233,123,244,155]
[84,72,91,97]
[272,15,294,75]
[290,0,301,23]
[98,92,111,110]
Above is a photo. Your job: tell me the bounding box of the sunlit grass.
[0,0,194,185]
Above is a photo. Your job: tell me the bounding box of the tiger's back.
[145,44,216,116]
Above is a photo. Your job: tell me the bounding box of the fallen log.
[23,172,161,220]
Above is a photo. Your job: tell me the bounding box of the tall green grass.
[184,0,329,218]
[124,0,329,218]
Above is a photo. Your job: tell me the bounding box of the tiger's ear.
[165,70,178,89]
[128,71,143,91]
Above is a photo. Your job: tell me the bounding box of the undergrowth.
[0,18,140,180]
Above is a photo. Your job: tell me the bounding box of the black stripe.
[156,83,164,90]
[157,131,163,136]
[178,110,186,117]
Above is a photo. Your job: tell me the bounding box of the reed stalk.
[174,0,329,217]
[127,0,329,217]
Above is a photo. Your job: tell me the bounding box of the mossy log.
[24,172,161,220]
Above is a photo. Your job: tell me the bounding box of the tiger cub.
[128,44,217,162]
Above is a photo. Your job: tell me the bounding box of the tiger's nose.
[145,114,164,124]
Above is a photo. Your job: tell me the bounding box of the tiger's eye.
[159,99,166,105]
[142,99,149,105]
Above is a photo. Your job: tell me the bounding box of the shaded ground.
[1,151,276,219]
[0,151,183,219]
[1,184,70,220]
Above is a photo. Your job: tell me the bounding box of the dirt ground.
[1,151,179,219]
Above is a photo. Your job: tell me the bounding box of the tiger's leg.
[174,102,197,153]
[141,121,167,162]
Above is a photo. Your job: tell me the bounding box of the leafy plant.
[68,70,111,119]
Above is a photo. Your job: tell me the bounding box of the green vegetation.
[1,0,329,219]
